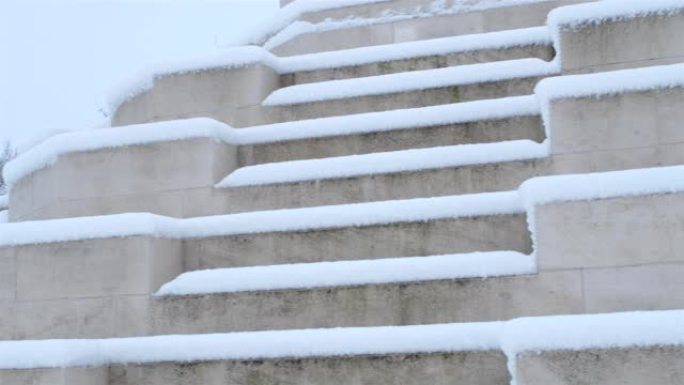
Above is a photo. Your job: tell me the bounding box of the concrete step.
[269,0,587,56]
[237,96,544,166]
[261,58,558,123]
[279,26,554,85]
[151,252,583,334]
[218,140,549,213]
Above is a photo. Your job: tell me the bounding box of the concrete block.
[110,351,509,385]
[535,193,684,271]
[151,270,582,334]
[516,346,684,385]
[0,368,107,385]
[557,8,684,74]
[184,215,532,270]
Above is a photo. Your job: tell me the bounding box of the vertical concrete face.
[112,64,279,127]
[0,368,108,385]
[110,351,509,385]
[534,193,684,271]
[0,237,182,339]
[557,10,684,74]
[516,346,684,385]
[548,87,684,175]
[10,139,238,221]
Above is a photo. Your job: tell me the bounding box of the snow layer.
[277,26,552,74]
[0,322,502,370]
[0,211,7,224]
[3,118,234,190]
[549,0,684,30]
[0,310,683,370]
[519,166,684,207]
[264,58,559,106]
[0,192,523,247]
[237,95,540,145]
[218,140,548,187]
[157,251,535,296]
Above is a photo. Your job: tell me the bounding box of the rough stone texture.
[109,351,510,385]
[183,215,532,270]
[151,271,582,334]
[516,346,684,385]
[558,9,684,74]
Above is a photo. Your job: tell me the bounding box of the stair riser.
[238,115,544,166]
[151,271,581,334]
[219,160,548,213]
[185,215,532,270]
[267,76,543,123]
[272,0,585,56]
[109,352,509,385]
[280,45,554,86]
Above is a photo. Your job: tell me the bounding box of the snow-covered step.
[238,96,544,166]
[151,252,582,334]
[269,0,586,56]
[279,26,554,85]
[1,311,682,385]
[263,58,557,123]
[217,140,549,212]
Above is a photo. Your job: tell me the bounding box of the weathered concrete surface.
[9,138,237,222]
[184,215,532,270]
[0,368,107,385]
[557,8,684,74]
[218,159,550,213]
[112,64,280,128]
[151,270,582,334]
[110,351,509,385]
[239,115,544,166]
[271,0,587,56]
[281,44,554,85]
[516,346,684,385]
[535,193,684,271]
[266,75,544,123]
[0,237,181,339]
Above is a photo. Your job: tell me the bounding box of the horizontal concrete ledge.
[0,310,682,370]
[157,251,536,296]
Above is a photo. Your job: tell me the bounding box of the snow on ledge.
[157,251,536,296]
[0,192,524,247]
[0,310,682,370]
[218,140,549,187]
[519,166,684,208]
[3,118,235,190]
[548,0,684,30]
[263,58,559,106]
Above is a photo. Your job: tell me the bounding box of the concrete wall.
[556,8,684,74]
[0,237,182,339]
[0,368,107,385]
[516,346,684,385]
[112,64,279,128]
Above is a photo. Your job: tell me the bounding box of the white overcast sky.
[0,0,278,147]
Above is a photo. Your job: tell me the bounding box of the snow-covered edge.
[218,140,549,187]
[549,0,684,30]
[0,310,682,374]
[0,192,524,247]
[157,251,536,296]
[263,58,559,106]
[3,118,235,190]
